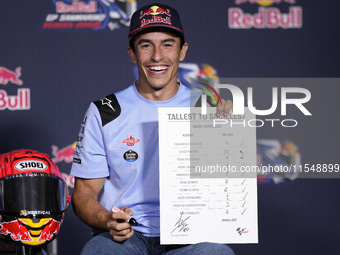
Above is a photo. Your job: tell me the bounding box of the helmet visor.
[0,173,68,216]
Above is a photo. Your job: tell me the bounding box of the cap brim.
[129,25,184,41]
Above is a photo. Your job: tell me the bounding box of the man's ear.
[127,47,137,64]
[179,42,188,62]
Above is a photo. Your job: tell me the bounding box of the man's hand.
[216,99,233,116]
[72,178,135,242]
[207,96,233,116]
[108,206,134,242]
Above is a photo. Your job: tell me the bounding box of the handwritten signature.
[171,211,190,234]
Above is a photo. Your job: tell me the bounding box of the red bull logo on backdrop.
[51,142,76,164]
[51,142,76,189]
[235,0,295,6]
[0,66,30,111]
[43,0,136,31]
[0,67,23,86]
[229,0,302,29]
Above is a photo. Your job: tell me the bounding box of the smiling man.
[128,30,187,101]
[71,3,234,255]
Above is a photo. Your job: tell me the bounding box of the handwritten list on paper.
[158,107,258,244]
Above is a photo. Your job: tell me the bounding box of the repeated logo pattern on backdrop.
[229,0,303,29]
[43,0,137,30]
[0,66,30,111]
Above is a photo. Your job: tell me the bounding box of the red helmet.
[0,149,70,246]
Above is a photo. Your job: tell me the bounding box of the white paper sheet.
[158,107,258,244]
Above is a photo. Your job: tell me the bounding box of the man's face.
[128,31,188,97]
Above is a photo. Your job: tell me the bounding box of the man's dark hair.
[129,27,185,53]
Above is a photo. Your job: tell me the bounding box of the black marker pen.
[112,206,140,226]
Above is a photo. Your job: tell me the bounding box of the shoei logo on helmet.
[14,160,48,172]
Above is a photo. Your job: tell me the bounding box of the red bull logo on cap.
[139,6,171,19]
[139,5,171,28]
